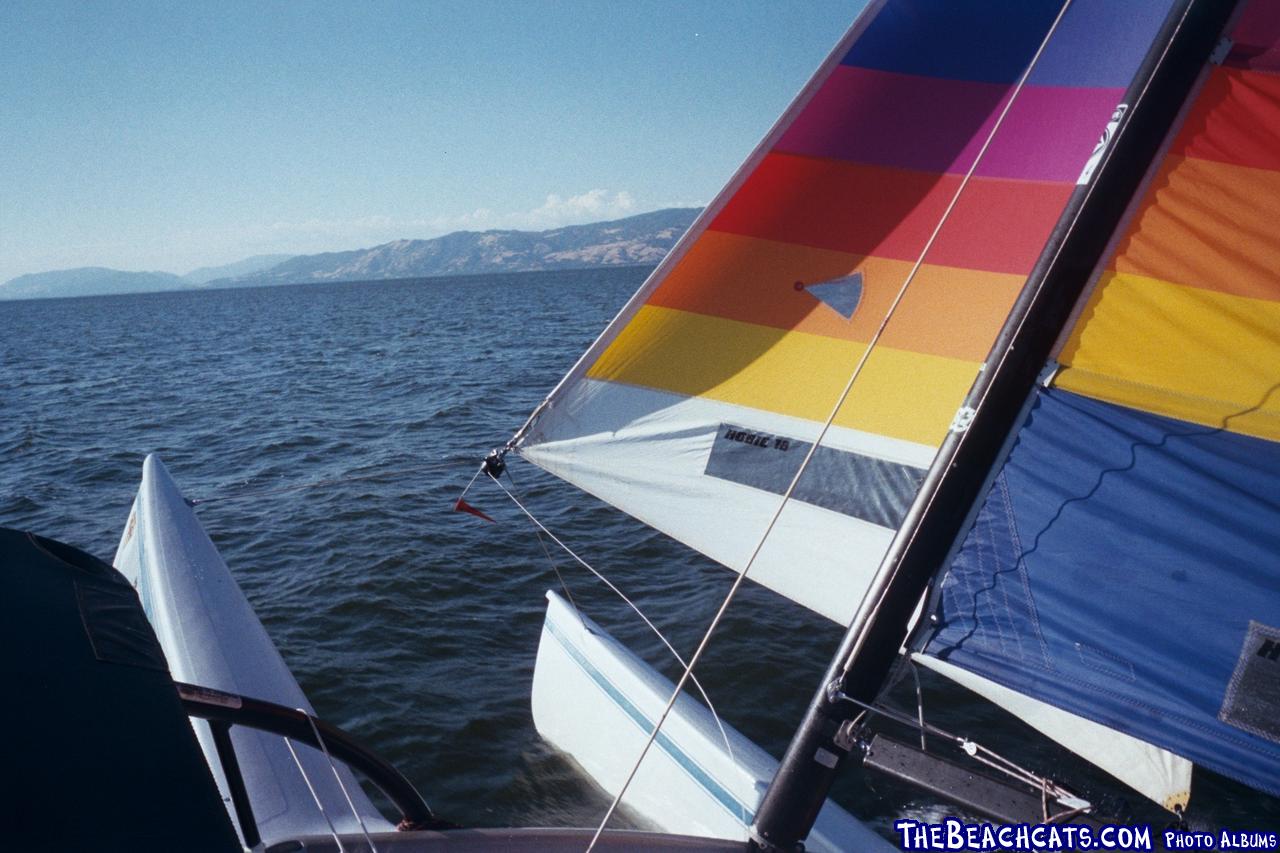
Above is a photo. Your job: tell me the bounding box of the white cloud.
[516,189,636,229]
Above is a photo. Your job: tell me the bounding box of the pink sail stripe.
[776,65,1123,183]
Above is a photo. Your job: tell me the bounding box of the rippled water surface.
[3,270,1275,840]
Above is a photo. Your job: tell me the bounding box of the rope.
[284,736,348,853]
[303,709,379,853]
[838,0,1075,682]
[584,5,1077,843]
[909,659,927,752]
[503,466,583,619]
[486,472,743,813]
[827,683,1082,809]
[587,8,1074,847]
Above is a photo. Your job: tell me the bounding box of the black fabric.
[0,527,240,852]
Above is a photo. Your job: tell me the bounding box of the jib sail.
[514,0,1178,629]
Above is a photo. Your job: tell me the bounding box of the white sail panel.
[522,379,933,625]
[914,654,1191,811]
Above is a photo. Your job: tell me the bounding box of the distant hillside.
[0,267,186,301]
[1,207,701,300]
[212,207,700,287]
[183,254,295,284]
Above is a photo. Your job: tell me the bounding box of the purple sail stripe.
[777,65,1123,183]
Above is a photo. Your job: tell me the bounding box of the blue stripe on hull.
[542,615,754,826]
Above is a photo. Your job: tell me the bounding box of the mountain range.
[0,208,700,301]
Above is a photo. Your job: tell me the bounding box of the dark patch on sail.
[703,423,925,529]
[1220,621,1280,746]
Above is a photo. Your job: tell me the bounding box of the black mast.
[750,1,1238,848]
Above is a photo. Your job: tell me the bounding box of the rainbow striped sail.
[516,0,1176,626]
[922,0,1280,806]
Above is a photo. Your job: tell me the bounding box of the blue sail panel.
[922,387,1280,796]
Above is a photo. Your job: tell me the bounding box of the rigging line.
[589,5,1077,844]
[503,466,583,620]
[456,462,485,502]
[486,472,742,801]
[838,0,1075,680]
[302,708,380,853]
[830,685,1080,805]
[909,658,927,752]
[284,737,348,853]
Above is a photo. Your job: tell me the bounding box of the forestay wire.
[483,470,744,805]
[577,2,1077,846]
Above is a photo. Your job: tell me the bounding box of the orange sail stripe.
[1112,154,1280,303]
[646,230,1025,362]
[709,152,1073,276]
[1174,67,1280,172]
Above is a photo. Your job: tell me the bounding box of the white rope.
[303,709,380,853]
[488,473,745,820]
[584,3,1077,846]
[284,736,348,853]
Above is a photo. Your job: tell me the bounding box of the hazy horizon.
[1,205,701,284]
[1,1,863,283]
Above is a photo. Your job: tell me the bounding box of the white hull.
[113,454,393,847]
[531,591,891,851]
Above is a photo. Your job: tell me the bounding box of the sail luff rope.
[586,3,1075,846]
[488,472,742,793]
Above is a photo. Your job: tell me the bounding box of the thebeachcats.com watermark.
[892,817,1280,851]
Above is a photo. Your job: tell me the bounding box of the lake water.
[2,268,1274,840]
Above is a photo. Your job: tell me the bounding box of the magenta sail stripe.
[776,66,1123,183]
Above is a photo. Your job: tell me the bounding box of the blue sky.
[1,1,862,282]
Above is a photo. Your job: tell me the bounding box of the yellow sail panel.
[587,305,981,447]
[1056,64,1280,439]
[1058,273,1280,440]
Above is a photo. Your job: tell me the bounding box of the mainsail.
[919,0,1280,801]
[516,0,1179,626]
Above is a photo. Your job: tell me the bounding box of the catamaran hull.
[113,454,394,846]
[531,590,891,851]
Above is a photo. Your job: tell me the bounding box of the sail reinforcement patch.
[704,423,924,528]
[1220,621,1280,745]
